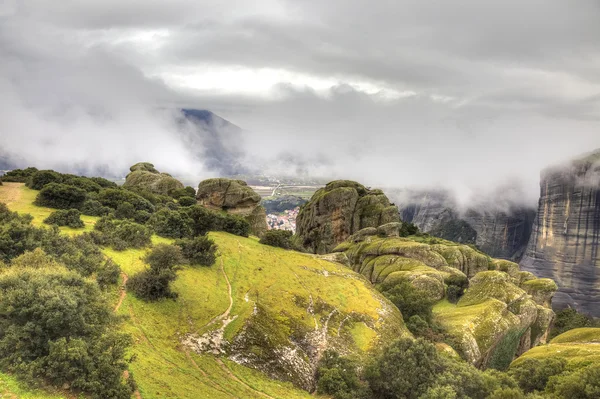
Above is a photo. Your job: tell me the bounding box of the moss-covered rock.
[196,178,267,237]
[520,278,558,307]
[123,162,184,196]
[295,180,399,254]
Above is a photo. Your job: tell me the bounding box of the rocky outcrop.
[122,162,184,196]
[333,230,557,368]
[520,150,600,317]
[396,189,535,261]
[296,180,400,254]
[196,178,268,237]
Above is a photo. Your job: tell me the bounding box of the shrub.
[549,308,600,339]
[0,206,45,262]
[184,205,250,237]
[399,222,419,237]
[97,188,154,213]
[81,199,112,216]
[43,209,85,228]
[260,230,293,249]
[35,183,87,209]
[115,202,136,219]
[96,259,121,288]
[0,267,132,398]
[380,280,436,322]
[149,208,192,239]
[509,358,567,393]
[171,186,196,199]
[178,196,197,207]
[27,170,63,190]
[176,236,217,266]
[93,217,152,249]
[546,363,600,399]
[0,167,38,182]
[60,175,103,193]
[128,244,183,301]
[11,248,61,269]
[89,176,117,188]
[316,350,368,399]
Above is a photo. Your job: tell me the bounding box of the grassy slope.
[511,327,600,367]
[1,183,398,398]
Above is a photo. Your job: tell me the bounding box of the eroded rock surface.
[123,162,184,196]
[296,180,400,254]
[196,178,268,237]
[521,150,600,317]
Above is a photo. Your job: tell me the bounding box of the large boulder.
[196,178,267,237]
[123,162,184,196]
[295,180,400,254]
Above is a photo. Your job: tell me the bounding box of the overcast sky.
[1,0,600,205]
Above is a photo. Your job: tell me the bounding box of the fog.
[2,0,600,207]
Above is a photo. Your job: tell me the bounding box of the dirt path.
[114,272,128,312]
[205,258,234,328]
[0,182,23,206]
[216,358,276,399]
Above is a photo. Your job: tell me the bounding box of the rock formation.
[396,189,535,261]
[333,229,557,368]
[122,162,184,196]
[196,178,268,237]
[520,150,600,317]
[295,180,400,254]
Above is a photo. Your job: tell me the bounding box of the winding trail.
[113,272,143,399]
[204,258,234,328]
[215,358,276,399]
[114,272,128,313]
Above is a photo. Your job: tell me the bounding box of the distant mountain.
[178,109,249,176]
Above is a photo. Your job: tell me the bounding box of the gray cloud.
[1,0,600,207]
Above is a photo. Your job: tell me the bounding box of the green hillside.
[0,182,406,398]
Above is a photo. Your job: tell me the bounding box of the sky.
[1,0,600,206]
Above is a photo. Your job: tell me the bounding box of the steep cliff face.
[196,178,268,237]
[520,151,600,317]
[396,190,535,261]
[296,180,400,254]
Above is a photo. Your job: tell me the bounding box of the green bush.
[97,188,155,213]
[176,236,217,266]
[546,363,600,398]
[183,205,250,237]
[96,258,121,288]
[27,170,63,190]
[1,167,39,183]
[171,186,196,199]
[43,209,85,228]
[89,176,117,188]
[128,244,184,301]
[399,222,419,237]
[81,199,112,216]
[93,217,152,250]
[115,202,136,219]
[61,175,103,193]
[508,358,567,393]
[380,280,436,322]
[178,196,197,207]
[549,308,600,339]
[0,267,132,399]
[149,208,193,239]
[35,183,87,209]
[316,350,368,399]
[259,230,293,249]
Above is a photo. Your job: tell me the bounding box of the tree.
[149,208,192,239]
[27,169,62,190]
[176,235,217,266]
[43,209,85,228]
[178,196,197,207]
[364,338,445,399]
[509,358,567,393]
[96,258,121,288]
[260,230,293,249]
[0,266,132,399]
[35,183,87,209]
[380,280,436,322]
[316,350,368,399]
[128,244,184,301]
[546,363,600,399]
[549,308,599,339]
[0,167,38,183]
[92,217,152,250]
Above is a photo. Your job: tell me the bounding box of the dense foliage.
[91,216,152,250]
[260,229,293,249]
[176,235,217,266]
[549,308,600,339]
[34,183,87,209]
[128,244,184,300]
[0,167,39,182]
[0,266,132,399]
[43,208,85,228]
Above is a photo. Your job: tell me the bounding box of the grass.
[0,372,75,399]
[0,183,97,235]
[0,182,406,398]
